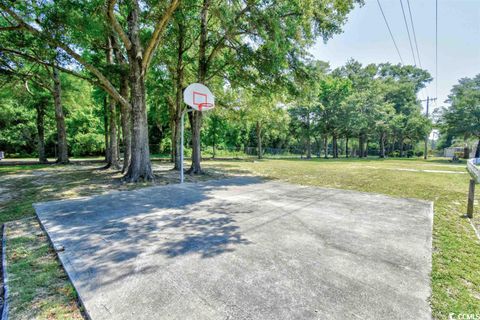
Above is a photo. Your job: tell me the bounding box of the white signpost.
[180,83,215,183]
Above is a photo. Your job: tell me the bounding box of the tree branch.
[0,47,91,81]
[0,2,130,108]
[28,75,53,93]
[110,34,127,65]
[0,58,53,92]
[206,60,229,81]
[205,5,250,68]
[0,25,21,31]
[24,80,34,95]
[107,0,132,51]
[142,0,180,73]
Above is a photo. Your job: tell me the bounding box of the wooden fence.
[467,158,480,183]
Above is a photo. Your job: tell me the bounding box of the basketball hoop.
[184,83,215,111]
[180,83,216,184]
[197,102,214,111]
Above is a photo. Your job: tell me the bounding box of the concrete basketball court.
[34,177,433,320]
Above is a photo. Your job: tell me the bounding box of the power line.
[404,0,430,104]
[406,0,422,68]
[376,0,404,64]
[399,0,417,65]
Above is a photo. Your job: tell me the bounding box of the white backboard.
[183,83,215,111]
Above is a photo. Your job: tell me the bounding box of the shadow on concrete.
[155,198,254,258]
[35,177,261,290]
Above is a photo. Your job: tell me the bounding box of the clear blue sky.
[310,0,480,112]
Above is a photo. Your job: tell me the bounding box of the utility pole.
[420,96,437,159]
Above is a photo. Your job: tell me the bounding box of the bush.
[415,150,424,157]
[406,150,414,158]
[70,133,105,156]
[388,151,400,157]
[454,151,463,158]
[5,152,32,158]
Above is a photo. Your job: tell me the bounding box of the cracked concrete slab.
[34,177,433,320]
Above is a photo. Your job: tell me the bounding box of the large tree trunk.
[212,137,216,159]
[256,121,263,159]
[475,139,480,158]
[358,135,363,158]
[173,21,185,170]
[189,111,203,173]
[107,97,120,169]
[123,6,154,182]
[170,111,175,163]
[119,74,131,173]
[105,37,120,169]
[52,67,69,164]
[103,97,110,162]
[388,136,394,156]
[332,134,338,158]
[124,66,152,181]
[306,113,311,159]
[172,112,181,169]
[324,135,328,159]
[306,138,311,159]
[189,0,210,174]
[314,137,321,158]
[35,101,47,163]
[110,34,132,173]
[345,137,349,158]
[364,138,369,157]
[379,132,386,158]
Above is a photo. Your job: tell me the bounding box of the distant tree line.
[8,1,476,181]
[287,60,432,159]
[0,56,434,161]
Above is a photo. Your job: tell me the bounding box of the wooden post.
[467,179,475,218]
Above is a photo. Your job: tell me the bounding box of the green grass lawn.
[5,218,84,319]
[0,157,479,319]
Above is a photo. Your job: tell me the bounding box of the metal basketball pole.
[180,110,185,183]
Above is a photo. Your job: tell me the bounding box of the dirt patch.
[0,162,240,224]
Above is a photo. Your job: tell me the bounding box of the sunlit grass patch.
[5,218,84,319]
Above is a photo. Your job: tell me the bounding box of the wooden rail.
[467,158,480,183]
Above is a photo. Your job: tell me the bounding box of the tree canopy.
[2,0,468,180]
[438,74,480,157]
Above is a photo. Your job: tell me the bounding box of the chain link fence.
[148,144,382,160]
